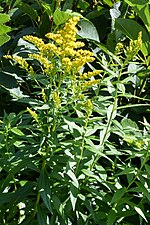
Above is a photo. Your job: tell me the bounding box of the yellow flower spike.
[29,54,53,74]
[23,35,45,50]
[81,99,93,116]
[45,33,63,45]
[115,42,124,55]
[4,55,34,75]
[62,57,72,72]
[74,41,85,48]
[27,107,38,123]
[53,91,61,109]
[42,89,47,103]
[137,31,142,49]
[126,32,143,60]
[80,70,101,79]
[81,79,100,90]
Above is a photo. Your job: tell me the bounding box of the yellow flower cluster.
[23,36,44,51]
[53,91,61,109]
[4,16,100,99]
[115,43,124,55]
[42,89,47,103]
[29,53,53,74]
[45,16,96,73]
[81,99,93,116]
[126,32,142,60]
[4,55,34,75]
[81,79,100,90]
[27,107,38,123]
[80,70,101,79]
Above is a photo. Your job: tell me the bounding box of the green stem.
[127,151,149,190]
[75,116,89,175]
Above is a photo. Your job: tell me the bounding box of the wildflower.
[42,89,47,103]
[23,35,45,51]
[81,99,93,116]
[115,43,124,55]
[80,79,100,91]
[126,31,142,60]
[4,55,34,75]
[62,57,72,72]
[80,70,101,79]
[29,53,53,74]
[53,91,61,109]
[27,107,38,123]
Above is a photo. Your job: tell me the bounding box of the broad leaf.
[111,187,127,204]
[0,24,11,35]
[77,18,100,42]
[0,33,10,46]
[115,18,150,55]
[38,170,52,213]
[124,0,150,32]
[18,3,38,22]
[70,183,78,211]
[0,13,10,24]
[53,8,81,26]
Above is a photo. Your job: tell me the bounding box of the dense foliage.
[0,1,150,224]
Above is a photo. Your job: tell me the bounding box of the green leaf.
[77,18,100,42]
[11,127,24,136]
[37,205,49,225]
[0,13,10,24]
[134,206,148,222]
[62,0,74,11]
[107,209,117,225]
[145,164,150,175]
[0,33,10,46]
[70,183,78,211]
[103,0,113,7]
[0,192,14,204]
[84,198,97,223]
[18,3,38,22]
[53,8,81,26]
[111,187,127,204]
[115,18,149,42]
[115,18,150,55]
[9,87,29,100]
[38,170,52,213]
[0,24,11,35]
[52,194,64,217]
[124,0,150,32]
[67,169,79,188]
[136,181,150,202]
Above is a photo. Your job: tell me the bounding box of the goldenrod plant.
[0,8,150,225]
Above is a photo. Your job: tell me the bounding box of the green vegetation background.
[0,0,150,224]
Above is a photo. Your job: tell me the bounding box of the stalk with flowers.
[2,14,150,225]
[3,16,102,224]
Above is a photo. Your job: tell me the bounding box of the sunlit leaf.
[11,127,24,136]
[134,206,148,222]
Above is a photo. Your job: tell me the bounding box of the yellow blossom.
[126,31,142,59]
[42,89,47,103]
[81,79,100,90]
[81,99,93,116]
[53,91,61,109]
[27,107,38,123]
[23,35,45,50]
[80,70,101,79]
[4,55,34,75]
[29,53,53,74]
